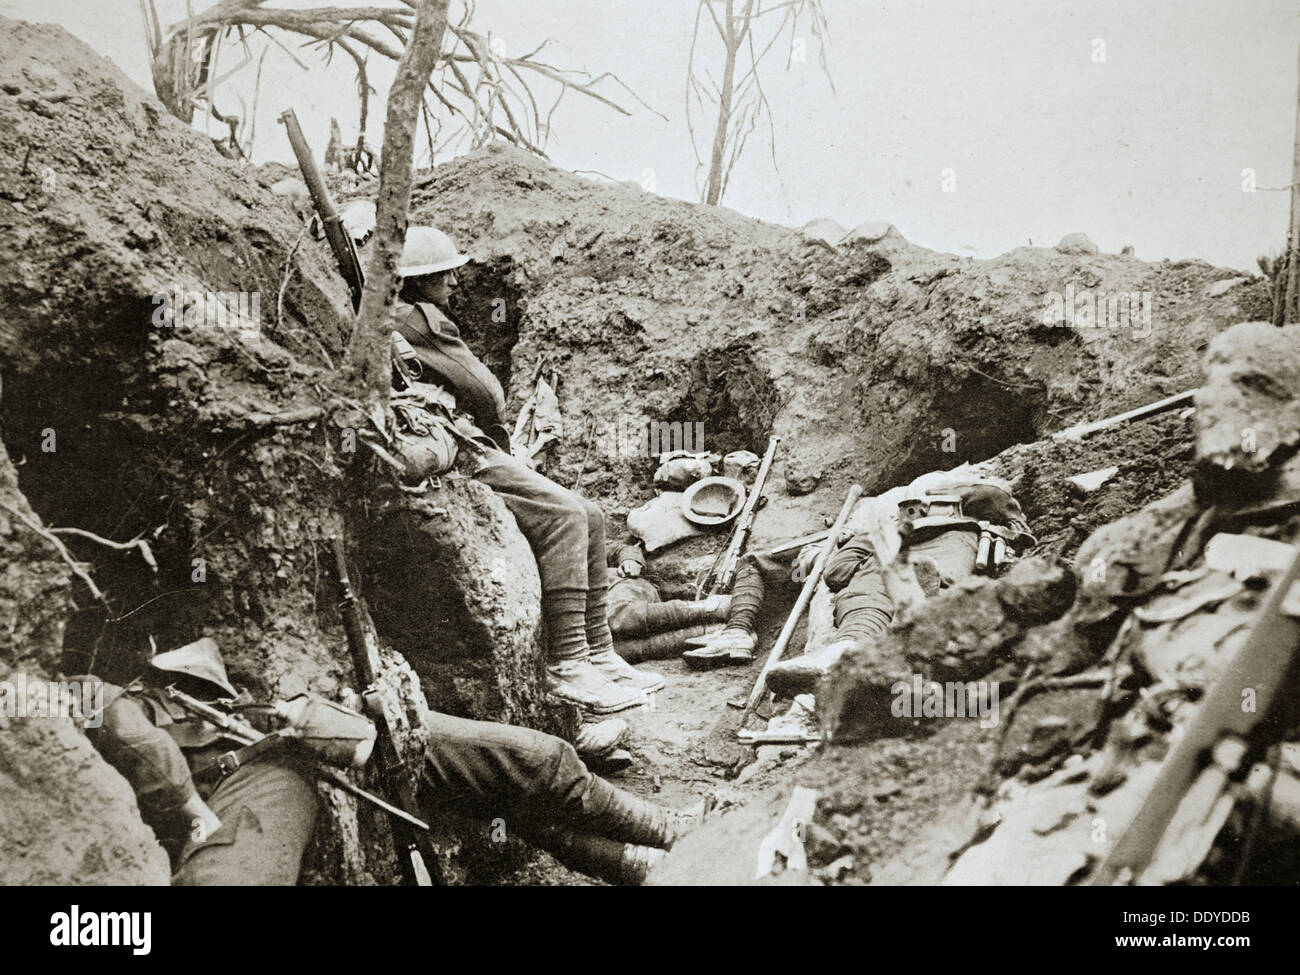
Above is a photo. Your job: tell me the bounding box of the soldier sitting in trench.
[386,225,662,716]
[82,637,692,886]
[684,481,1035,695]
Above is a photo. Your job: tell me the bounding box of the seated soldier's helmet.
[148,637,238,698]
[398,225,470,277]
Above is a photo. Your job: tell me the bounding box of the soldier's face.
[413,269,460,306]
[416,270,457,307]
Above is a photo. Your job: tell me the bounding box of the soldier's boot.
[615,622,721,663]
[575,717,628,757]
[546,658,646,714]
[585,590,666,693]
[530,827,665,885]
[681,627,756,669]
[699,593,732,617]
[585,747,634,774]
[546,588,646,714]
[586,646,666,694]
[575,717,634,771]
[573,775,699,849]
[765,638,857,698]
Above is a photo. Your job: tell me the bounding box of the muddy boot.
[616,623,721,663]
[529,827,665,885]
[682,627,756,669]
[765,639,855,698]
[585,583,666,693]
[546,587,646,714]
[697,593,731,619]
[575,717,634,771]
[574,775,689,848]
[586,647,666,694]
[546,659,647,714]
[575,717,628,756]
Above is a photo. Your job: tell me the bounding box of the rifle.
[280,110,436,406]
[279,108,366,312]
[163,686,430,834]
[330,535,438,886]
[699,435,780,596]
[1090,542,1300,884]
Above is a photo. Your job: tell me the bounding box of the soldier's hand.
[619,559,642,578]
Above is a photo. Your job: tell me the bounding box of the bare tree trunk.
[349,0,450,400]
[704,1,737,206]
[1283,40,1300,325]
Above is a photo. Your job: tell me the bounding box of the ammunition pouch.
[973,521,1037,575]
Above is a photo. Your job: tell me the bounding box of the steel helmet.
[339,199,376,243]
[681,476,747,527]
[398,225,470,278]
[148,637,238,698]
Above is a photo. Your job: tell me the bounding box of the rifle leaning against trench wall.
[330,535,438,886]
[279,107,365,312]
[283,112,439,885]
[281,109,450,421]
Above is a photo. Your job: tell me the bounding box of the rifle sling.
[192,734,286,783]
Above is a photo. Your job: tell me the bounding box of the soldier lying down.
[81,637,690,886]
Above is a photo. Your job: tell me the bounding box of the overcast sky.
[4,0,1297,272]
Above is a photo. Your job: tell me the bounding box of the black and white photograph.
[0,0,1296,942]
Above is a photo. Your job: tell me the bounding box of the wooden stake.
[1050,389,1196,443]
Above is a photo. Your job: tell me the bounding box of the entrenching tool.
[736,484,863,735]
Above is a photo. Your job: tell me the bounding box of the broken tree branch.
[49,527,160,572]
[350,0,450,402]
[148,0,658,160]
[0,501,110,606]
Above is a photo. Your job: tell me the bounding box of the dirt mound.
[405,143,1264,554]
